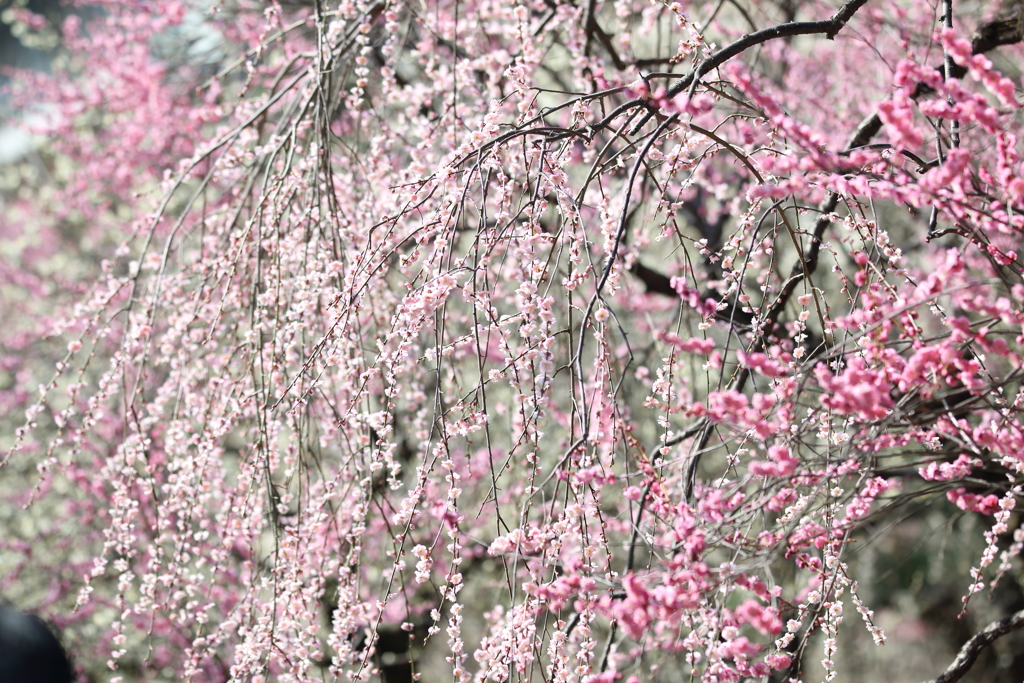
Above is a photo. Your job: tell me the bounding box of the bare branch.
[921,608,1024,683]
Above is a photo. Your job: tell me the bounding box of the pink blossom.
[920,455,977,482]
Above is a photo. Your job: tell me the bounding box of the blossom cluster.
[3,0,1024,681]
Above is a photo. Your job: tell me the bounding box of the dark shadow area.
[0,603,74,683]
[0,0,65,75]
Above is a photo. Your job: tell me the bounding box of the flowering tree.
[4,0,1024,680]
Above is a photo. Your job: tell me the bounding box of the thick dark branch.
[611,0,870,135]
[629,261,676,296]
[921,608,1024,683]
[973,9,1024,53]
[665,0,869,100]
[628,261,759,328]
